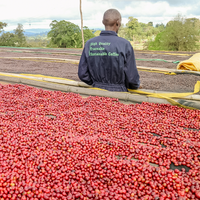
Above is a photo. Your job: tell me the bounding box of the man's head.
[102,9,122,33]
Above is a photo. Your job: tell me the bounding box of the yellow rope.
[128,81,200,110]
[18,74,200,109]
[0,72,199,109]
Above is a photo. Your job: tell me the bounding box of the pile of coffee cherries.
[0,84,199,200]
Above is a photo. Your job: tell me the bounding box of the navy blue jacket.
[78,31,140,92]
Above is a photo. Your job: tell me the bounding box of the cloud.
[186,2,200,16]
[118,0,200,25]
[89,0,199,6]
[1,0,200,31]
[1,0,112,30]
[123,1,191,17]
[0,0,80,22]
[146,0,199,6]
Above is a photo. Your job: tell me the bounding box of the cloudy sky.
[1,0,200,31]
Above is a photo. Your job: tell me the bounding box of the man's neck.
[105,26,117,33]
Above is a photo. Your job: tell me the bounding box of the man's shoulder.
[117,36,132,45]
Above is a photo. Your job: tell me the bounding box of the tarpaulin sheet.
[177,53,200,71]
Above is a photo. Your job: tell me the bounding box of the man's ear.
[116,19,120,26]
[116,20,118,26]
[117,19,121,28]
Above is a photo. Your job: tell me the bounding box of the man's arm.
[78,48,93,85]
[124,45,140,89]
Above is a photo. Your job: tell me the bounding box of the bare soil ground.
[0,47,199,94]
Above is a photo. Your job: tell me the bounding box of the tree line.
[0,22,27,47]
[117,15,200,51]
[147,15,200,51]
[0,14,200,51]
[0,21,94,48]
[117,17,165,42]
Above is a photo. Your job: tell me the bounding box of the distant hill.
[0,28,50,37]
[24,28,104,37]
[1,28,103,37]
[24,29,50,37]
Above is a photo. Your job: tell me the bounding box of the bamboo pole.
[80,0,84,49]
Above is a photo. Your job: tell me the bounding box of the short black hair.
[103,9,121,27]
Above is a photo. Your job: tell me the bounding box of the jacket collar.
[100,30,118,36]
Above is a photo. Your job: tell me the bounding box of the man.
[78,9,140,92]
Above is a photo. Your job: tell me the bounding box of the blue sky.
[1,0,200,31]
